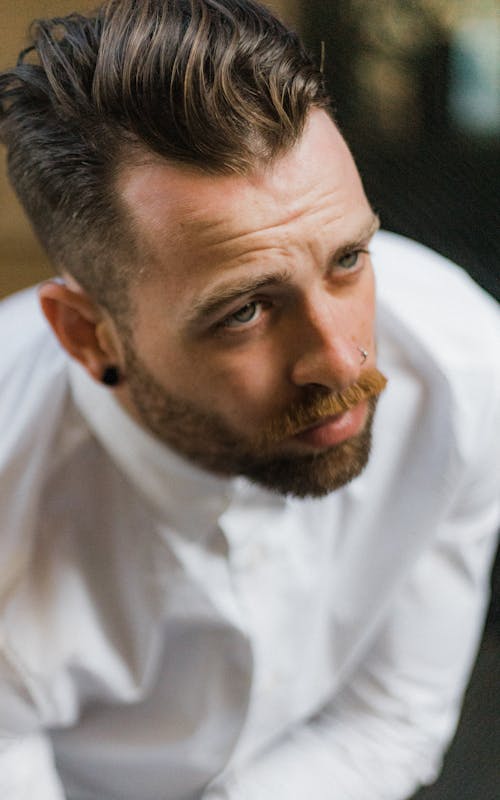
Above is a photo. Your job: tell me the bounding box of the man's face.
[116,110,385,497]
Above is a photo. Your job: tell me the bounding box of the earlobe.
[101,366,121,386]
[38,279,120,383]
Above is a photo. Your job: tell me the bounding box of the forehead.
[118,110,370,286]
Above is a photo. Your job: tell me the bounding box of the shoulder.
[0,284,66,378]
[373,230,499,379]
[373,231,499,477]
[373,230,499,355]
[0,285,71,453]
[0,285,71,567]
[0,284,45,338]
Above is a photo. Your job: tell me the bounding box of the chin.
[241,415,374,498]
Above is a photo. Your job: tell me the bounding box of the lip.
[292,400,369,448]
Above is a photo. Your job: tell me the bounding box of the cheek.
[212,351,282,405]
[133,329,286,427]
[358,273,377,367]
[356,267,376,334]
[192,340,290,425]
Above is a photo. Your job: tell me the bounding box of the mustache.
[261,368,388,444]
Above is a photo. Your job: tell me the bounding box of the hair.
[0,0,329,314]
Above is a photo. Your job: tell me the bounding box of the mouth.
[291,400,369,449]
[259,368,387,450]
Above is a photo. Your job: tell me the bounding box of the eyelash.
[220,300,268,329]
[216,248,370,333]
[337,248,369,270]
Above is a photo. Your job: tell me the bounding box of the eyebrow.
[186,211,381,328]
[353,212,380,247]
[186,270,293,328]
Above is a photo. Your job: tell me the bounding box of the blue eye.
[338,251,360,269]
[224,301,261,327]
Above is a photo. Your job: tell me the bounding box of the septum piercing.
[358,347,368,365]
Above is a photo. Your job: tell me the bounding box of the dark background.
[302,0,500,301]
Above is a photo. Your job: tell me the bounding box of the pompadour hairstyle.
[0,0,328,312]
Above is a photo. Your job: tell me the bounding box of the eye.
[223,301,262,328]
[338,250,362,270]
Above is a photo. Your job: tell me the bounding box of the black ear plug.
[101,366,120,386]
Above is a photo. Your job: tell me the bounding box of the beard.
[122,343,387,498]
[238,400,378,497]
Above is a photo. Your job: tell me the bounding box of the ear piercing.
[101,366,121,386]
[358,347,368,365]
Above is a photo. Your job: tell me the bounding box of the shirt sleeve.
[0,614,66,798]
[203,431,500,799]
[0,734,66,800]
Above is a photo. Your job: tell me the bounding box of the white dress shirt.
[0,232,498,800]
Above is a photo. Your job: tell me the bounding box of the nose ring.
[358,346,368,365]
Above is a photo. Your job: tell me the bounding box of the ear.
[38,279,124,384]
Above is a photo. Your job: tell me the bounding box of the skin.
[40,110,384,496]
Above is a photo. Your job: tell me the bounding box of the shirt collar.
[68,360,236,538]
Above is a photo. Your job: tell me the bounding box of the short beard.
[241,400,377,497]
[122,343,385,498]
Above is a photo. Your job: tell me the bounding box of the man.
[0,1,498,798]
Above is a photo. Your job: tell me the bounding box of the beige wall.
[0,0,300,299]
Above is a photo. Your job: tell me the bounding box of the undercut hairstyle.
[0,0,329,314]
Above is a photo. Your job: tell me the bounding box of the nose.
[288,298,364,392]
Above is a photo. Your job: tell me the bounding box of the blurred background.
[1,2,498,798]
[301,0,500,303]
